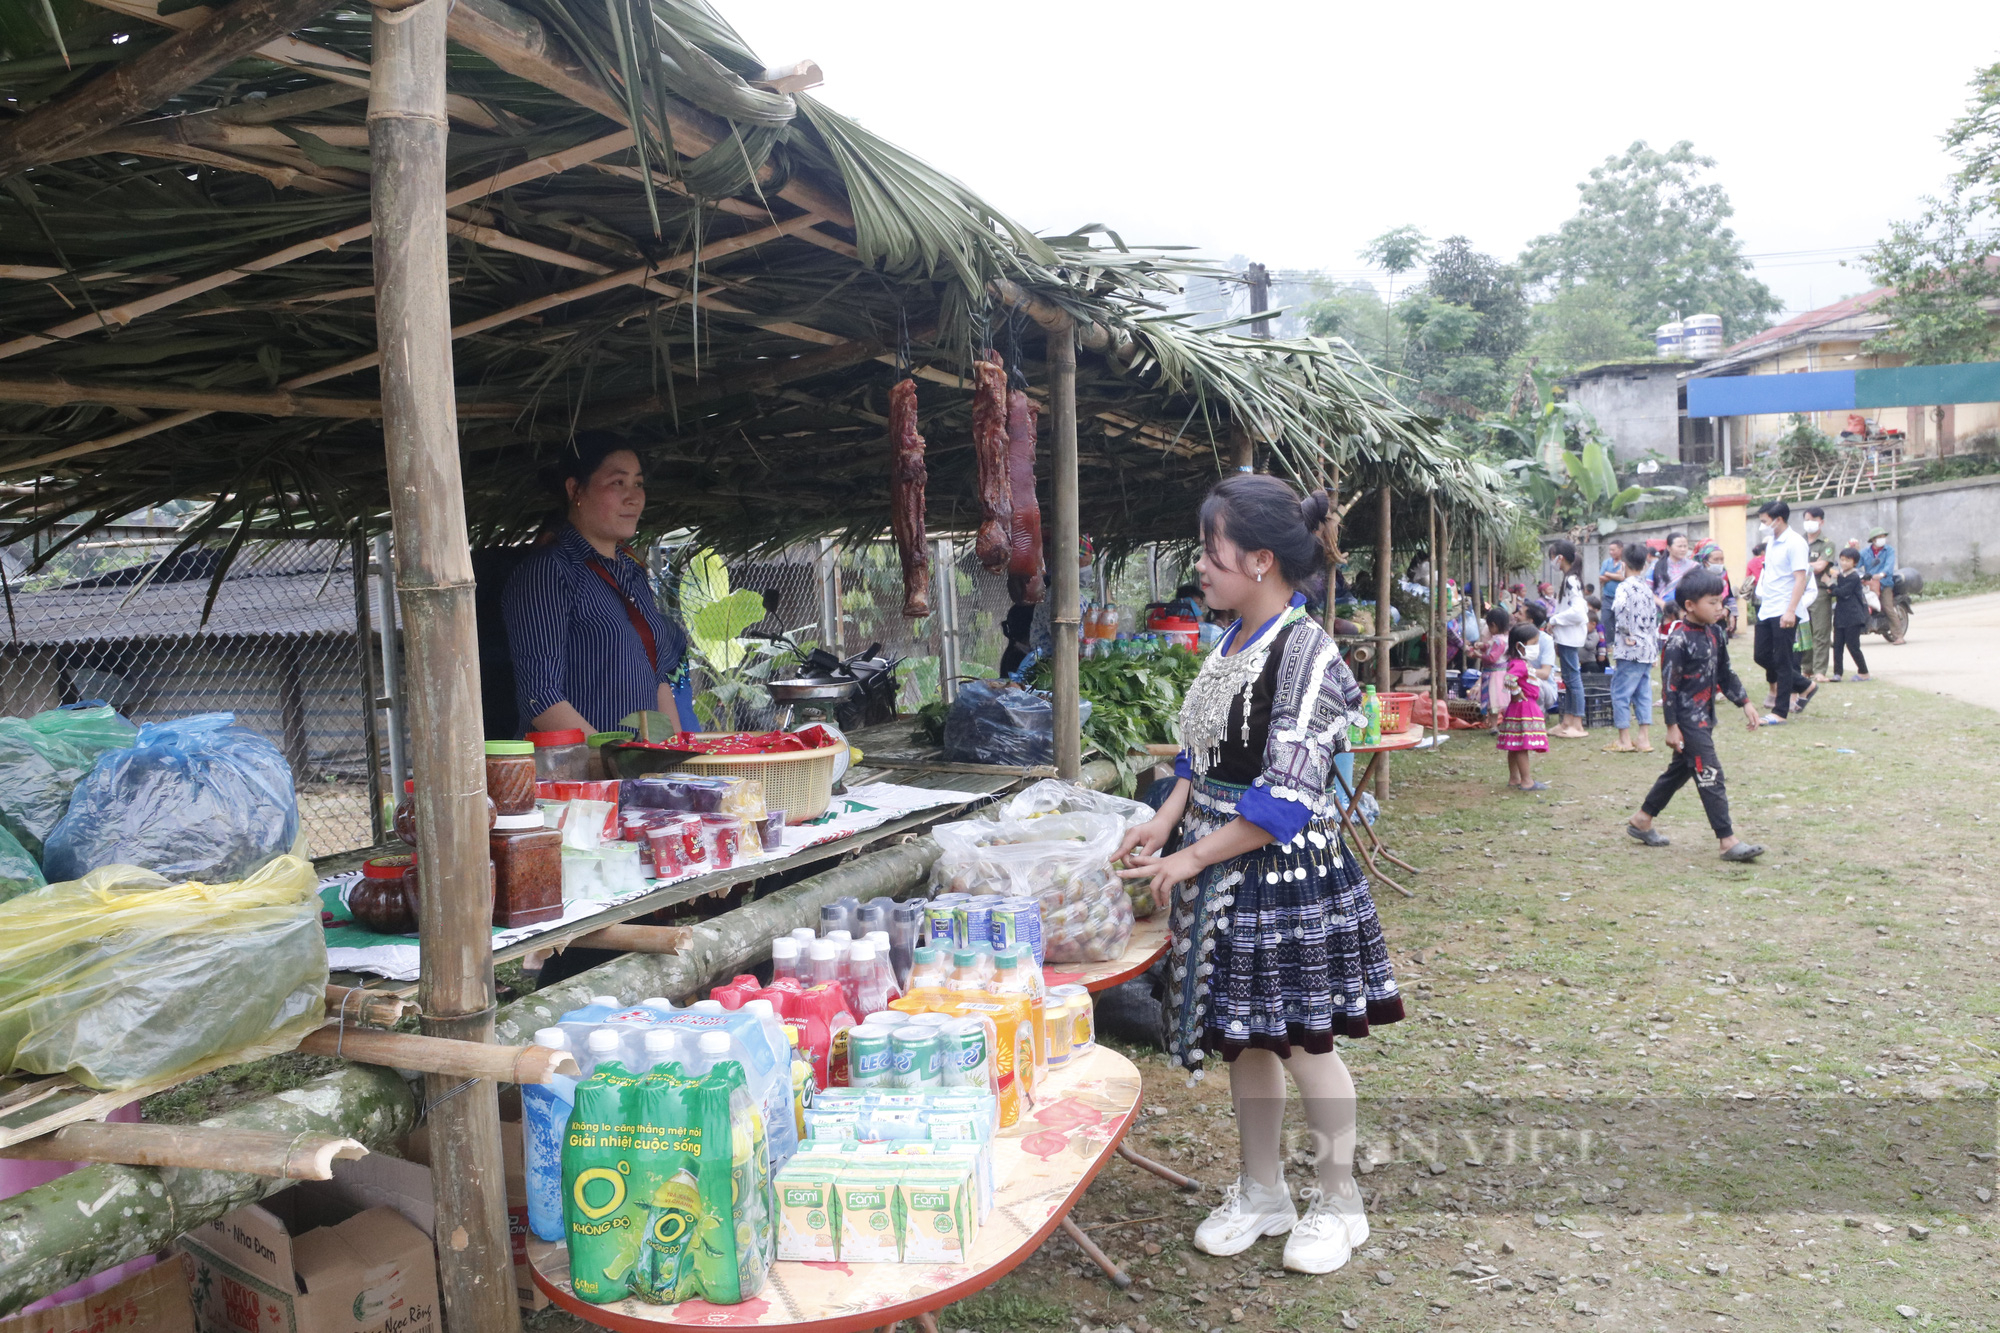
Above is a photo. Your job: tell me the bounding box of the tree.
[1865,62,2000,366]
[1525,280,1655,370]
[1358,225,1430,368]
[1397,236,1530,414]
[1519,140,1781,347]
[1301,280,1389,364]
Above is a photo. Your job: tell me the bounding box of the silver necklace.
[1179,606,1303,775]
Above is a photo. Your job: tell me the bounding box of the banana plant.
[676,550,800,729]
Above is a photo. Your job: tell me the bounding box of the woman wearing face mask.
[1858,527,1905,643]
[502,433,692,737]
[1116,473,1402,1275]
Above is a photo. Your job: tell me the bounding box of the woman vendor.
[502,433,693,737]
[1117,474,1402,1277]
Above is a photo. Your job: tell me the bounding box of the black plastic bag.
[941,680,1055,767]
[42,713,299,883]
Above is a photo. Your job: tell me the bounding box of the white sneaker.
[1193,1175,1296,1256]
[1282,1186,1356,1274]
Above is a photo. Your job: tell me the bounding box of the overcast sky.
[729,0,1991,333]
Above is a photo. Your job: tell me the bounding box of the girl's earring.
[1256,568,1264,583]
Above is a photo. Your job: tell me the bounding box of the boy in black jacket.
[1829,548,1872,681]
[1624,569,1766,862]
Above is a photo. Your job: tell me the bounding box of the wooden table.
[527,1045,1142,1333]
[1041,914,1168,995]
[1331,728,1427,898]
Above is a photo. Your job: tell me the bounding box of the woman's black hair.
[541,430,638,506]
[1623,543,1650,571]
[1667,530,1687,548]
[1549,539,1578,567]
[1676,568,1726,604]
[1197,474,1335,587]
[1525,602,1549,627]
[1506,622,1539,659]
[1483,605,1511,635]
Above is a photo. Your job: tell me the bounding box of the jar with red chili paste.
[394,780,418,846]
[350,854,419,934]
[490,813,563,928]
[484,740,538,816]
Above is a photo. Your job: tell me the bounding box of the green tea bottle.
[562,1060,646,1305]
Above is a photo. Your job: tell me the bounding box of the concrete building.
[1686,287,2000,464]
[1559,361,1699,464]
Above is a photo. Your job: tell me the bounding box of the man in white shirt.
[1546,540,1591,737]
[1751,500,1819,724]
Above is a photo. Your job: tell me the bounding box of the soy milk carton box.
[772,1157,841,1262]
[834,1164,903,1263]
[897,1161,977,1264]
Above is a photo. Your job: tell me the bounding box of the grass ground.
[507,670,1998,1333]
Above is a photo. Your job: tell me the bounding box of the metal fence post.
[373,532,408,794]
[351,531,385,844]
[935,537,960,703]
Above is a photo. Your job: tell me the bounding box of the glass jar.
[490,812,563,928]
[484,740,538,816]
[526,728,590,783]
[349,854,419,934]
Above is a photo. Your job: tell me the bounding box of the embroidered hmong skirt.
[1163,774,1404,1076]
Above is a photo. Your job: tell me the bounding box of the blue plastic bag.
[42,713,299,883]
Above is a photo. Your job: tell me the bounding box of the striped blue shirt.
[501,525,691,734]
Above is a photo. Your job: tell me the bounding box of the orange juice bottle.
[947,993,1036,1127]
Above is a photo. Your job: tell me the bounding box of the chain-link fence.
[0,537,381,858]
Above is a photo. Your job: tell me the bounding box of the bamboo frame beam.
[1375,484,1393,800]
[443,0,854,230]
[0,375,519,419]
[0,0,348,175]
[80,0,502,130]
[296,1025,577,1083]
[566,924,692,955]
[1049,319,1082,782]
[0,1123,366,1180]
[0,127,636,363]
[326,983,414,1027]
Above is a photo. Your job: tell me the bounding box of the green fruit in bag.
[562,1063,648,1304]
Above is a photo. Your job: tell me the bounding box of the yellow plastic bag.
[0,855,326,1090]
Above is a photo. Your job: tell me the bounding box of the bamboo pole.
[325,981,413,1029]
[0,1064,415,1317]
[1323,465,1341,634]
[1374,485,1393,800]
[296,1025,577,1083]
[1049,320,1083,782]
[0,375,517,418]
[0,1123,367,1180]
[368,3,517,1329]
[1428,496,1442,734]
[566,923,692,955]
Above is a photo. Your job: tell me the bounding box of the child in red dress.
[1496,622,1550,791]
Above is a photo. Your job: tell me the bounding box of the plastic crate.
[1581,677,1613,729]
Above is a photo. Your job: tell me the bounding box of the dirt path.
[1866,591,2000,712]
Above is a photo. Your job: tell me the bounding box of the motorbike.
[1868,567,1920,642]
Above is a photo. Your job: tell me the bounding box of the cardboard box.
[177,1154,439,1333]
[400,1119,547,1311]
[0,1260,194,1333]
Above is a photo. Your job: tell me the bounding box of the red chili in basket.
[658,727,837,755]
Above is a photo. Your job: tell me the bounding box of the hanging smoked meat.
[1004,378,1044,600]
[970,349,1012,572]
[887,377,932,618]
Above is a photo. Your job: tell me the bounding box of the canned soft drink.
[937,1017,991,1088]
[1043,996,1075,1067]
[1050,983,1095,1055]
[905,1011,952,1029]
[890,1026,944,1089]
[848,1030,893,1088]
[924,900,959,950]
[1011,897,1046,965]
[954,903,994,955]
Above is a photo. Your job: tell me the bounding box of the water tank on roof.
[1681,313,1723,360]
[1655,321,1684,359]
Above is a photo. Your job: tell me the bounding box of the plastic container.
[527,728,590,782]
[394,779,418,847]
[888,901,924,989]
[348,853,419,934]
[490,813,563,927]
[907,945,947,996]
[484,740,538,816]
[770,936,801,985]
[523,1026,577,1240]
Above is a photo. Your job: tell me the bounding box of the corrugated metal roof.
[1,557,379,648]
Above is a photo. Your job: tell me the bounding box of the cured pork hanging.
[887,377,931,618]
[970,349,1012,572]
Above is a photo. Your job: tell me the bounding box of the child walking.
[1830,548,1872,681]
[1479,605,1510,719]
[1496,622,1549,791]
[1624,569,1766,861]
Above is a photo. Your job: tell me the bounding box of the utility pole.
[1246,262,1272,338]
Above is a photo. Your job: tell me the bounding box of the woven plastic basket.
[667,736,845,823]
[1376,692,1419,734]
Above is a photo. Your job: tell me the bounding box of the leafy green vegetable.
[1031,646,1202,794]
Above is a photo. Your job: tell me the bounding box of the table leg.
[1332,757,1413,898]
[1118,1142,1200,1191]
[917,1311,942,1333]
[1060,1214,1133,1289]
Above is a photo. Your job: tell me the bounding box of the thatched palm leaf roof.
[0,0,1512,563]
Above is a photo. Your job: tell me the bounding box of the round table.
[529,1045,1142,1332]
[1332,726,1428,897]
[1041,915,1168,994]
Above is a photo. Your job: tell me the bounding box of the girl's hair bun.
[1300,489,1331,530]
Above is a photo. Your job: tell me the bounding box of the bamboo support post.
[1374,485,1393,800]
[565,924,692,955]
[297,1025,577,1083]
[325,982,414,1028]
[1323,466,1342,634]
[369,3,518,1329]
[1,1123,367,1181]
[1429,497,1443,731]
[1049,320,1082,782]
